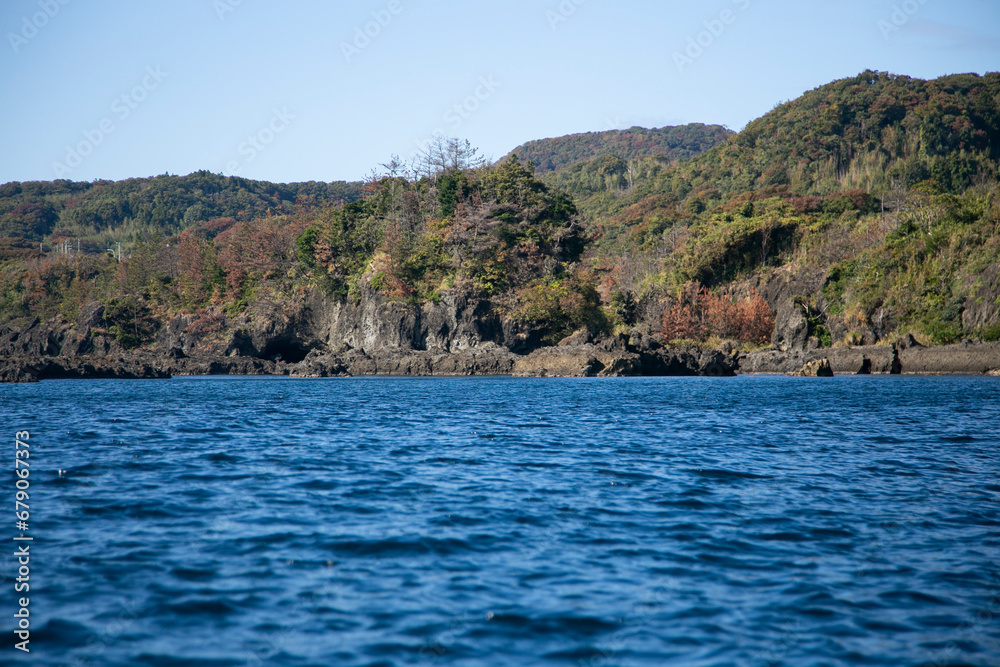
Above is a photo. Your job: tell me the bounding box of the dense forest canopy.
[578,71,1000,209]
[537,70,1000,267]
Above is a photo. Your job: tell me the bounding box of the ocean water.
[1,375,999,666]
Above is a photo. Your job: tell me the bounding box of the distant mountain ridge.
[0,171,362,248]
[505,123,733,174]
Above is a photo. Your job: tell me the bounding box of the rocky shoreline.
[739,338,1000,376]
[3,337,999,383]
[0,341,740,383]
[1,288,998,383]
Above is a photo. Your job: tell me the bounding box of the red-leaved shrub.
[661,287,774,345]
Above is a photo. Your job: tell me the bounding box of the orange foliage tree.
[215,215,308,294]
[176,229,214,306]
[661,286,774,345]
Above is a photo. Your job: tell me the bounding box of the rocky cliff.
[0,287,739,382]
[3,281,998,382]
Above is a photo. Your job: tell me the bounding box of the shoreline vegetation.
[2,71,1000,382]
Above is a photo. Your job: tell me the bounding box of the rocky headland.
[2,286,998,382]
[0,287,737,382]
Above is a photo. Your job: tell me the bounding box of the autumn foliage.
[661,286,774,345]
[215,215,308,293]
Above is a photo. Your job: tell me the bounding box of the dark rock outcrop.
[771,299,810,352]
[0,317,66,357]
[508,341,738,378]
[331,347,516,377]
[787,358,834,377]
[741,345,900,375]
[317,287,506,355]
[822,346,899,374]
[513,344,641,377]
[738,340,1000,375]
[639,346,737,377]
[6,281,997,382]
[737,265,826,313]
[0,356,171,383]
[898,340,1000,375]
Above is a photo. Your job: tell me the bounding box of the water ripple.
[1,375,998,666]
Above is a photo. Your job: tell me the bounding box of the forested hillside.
[506,124,732,174]
[546,71,999,228]
[0,171,361,251]
[1,71,998,358]
[549,71,1000,347]
[0,143,605,349]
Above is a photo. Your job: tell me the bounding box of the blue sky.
[2,0,998,184]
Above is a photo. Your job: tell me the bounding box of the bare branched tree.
[413,136,485,181]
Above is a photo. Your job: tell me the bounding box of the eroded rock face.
[736,265,826,313]
[640,347,736,377]
[738,341,1000,375]
[317,288,506,355]
[740,345,901,375]
[899,341,1000,375]
[738,349,806,374]
[821,346,899,374]
[509,343,739,378]
[895,334,923,351]
[13,282,997,381]
[787,358,834,377]
[513,345,642,378]
[0,317,66,357]
[557,328,592,347]
[772,300,810,352]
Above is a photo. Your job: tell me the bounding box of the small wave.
[596,468,662,481]
[294,478,339,490]
[64,462,101,476]
[685,468,770,480]
[33,618,94,647]
[856,617,916,632]
[166,597,239,616]
[79,502,180,519]
[877,589,949,606]
[657,498,715,510]
[323,536,487,557]
[754,531,810,542]
[170,566,218,582]
[425,457,482,465]
[544,646,616,660]
[131,653,245,666]
[489,613,620,636]
[911,613,966,628]
[202,452,243,464]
